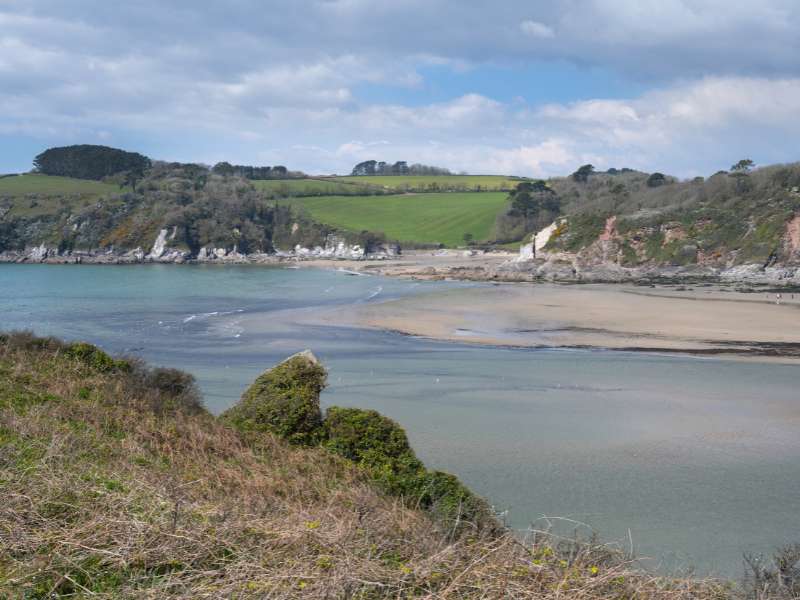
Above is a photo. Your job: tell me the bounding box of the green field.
[0,174,120,217]
[286,192,509,247]
[331,175,524,192]
[252,178,381,197]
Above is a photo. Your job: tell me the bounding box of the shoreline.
[4,246,800,289]
[326,281,800,364]
[5,251,800,363]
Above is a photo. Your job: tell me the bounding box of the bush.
[744,544,800,599]
[323,406,493,531]
[221,350,325,445]
[65,342,131,373]
[646,172,667,188]
[323,407,426,496]
[140,367,204,414]
[419,471,494,532]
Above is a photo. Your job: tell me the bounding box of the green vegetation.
[5,142,800,268]
[545,163,800,267]
[221,351,326,445]
[287,191,509,246]
[323,406,492,529]
[2,331,793,598]
[0,174,121,217]
[493,180,562,243]
[223,352,492,530]
[252,177,384,197]
[0,164,335,254]
[334,174,523,192]
[34,144,150,181]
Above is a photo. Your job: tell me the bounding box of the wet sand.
[338,282,800,362]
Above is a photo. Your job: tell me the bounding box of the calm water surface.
[2,263,798,576]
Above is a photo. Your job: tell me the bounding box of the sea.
[2,263,799,576]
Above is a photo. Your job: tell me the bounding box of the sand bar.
[339,282,800,361]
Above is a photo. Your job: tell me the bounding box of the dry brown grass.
[0,333,755,598]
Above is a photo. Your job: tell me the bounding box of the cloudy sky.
[2,0,799,177]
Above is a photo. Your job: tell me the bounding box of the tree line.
[350,160,452,176]
[33,145,151,182]
[211,162,302,180]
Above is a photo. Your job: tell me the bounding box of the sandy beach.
[332,280,800,361]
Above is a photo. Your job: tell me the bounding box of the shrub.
[323,407,426,496]
[221,350,325,445]
[140,367,204,414]
[65,341,131,373]
[323,406,493,531]
[646,172,667,188]
[419,471,494,532]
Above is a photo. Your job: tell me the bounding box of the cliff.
[500,165,800,286]
[0,165,399,265]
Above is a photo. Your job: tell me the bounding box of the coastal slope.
[0,332,749,598]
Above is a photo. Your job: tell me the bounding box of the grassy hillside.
[1,331,765,598]
[0,165,335,254]
[0,174,121,217]
[544,165,800,267]
[333,174,523,192]
[287,192,509,246]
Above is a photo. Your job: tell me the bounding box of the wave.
[182,309,244,324]
[365,286,383,300]
[336,268,370,277]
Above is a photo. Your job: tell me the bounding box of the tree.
[729,159,755,192]
[123,167,146,193]
[571,164,594,183]
[646,172,667,188]
[271,165,288,178]
[351,160,377,176]
[462,232,474,246]
[731,159,754,174]
[33,144,151,181]
[212,162,235,176]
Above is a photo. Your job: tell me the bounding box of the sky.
[1,0,799,178]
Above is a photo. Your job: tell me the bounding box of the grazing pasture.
[286,192,509,247]
[0,174,121,217]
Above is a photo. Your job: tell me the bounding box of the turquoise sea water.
[1,263,799,576]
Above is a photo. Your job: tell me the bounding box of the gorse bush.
[221,350,326,445]
[65,341,132,373]
[322,406,493,531]
[222,353,494,531]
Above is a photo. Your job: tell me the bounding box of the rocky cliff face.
[502,212,800,285]
[1,230,400,265]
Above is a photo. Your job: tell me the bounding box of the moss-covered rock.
[221,350,325,445]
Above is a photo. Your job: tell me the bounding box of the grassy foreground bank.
[0,332,796,598]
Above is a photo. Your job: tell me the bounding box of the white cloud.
[1,2,800,176]
[520,20,555,39]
